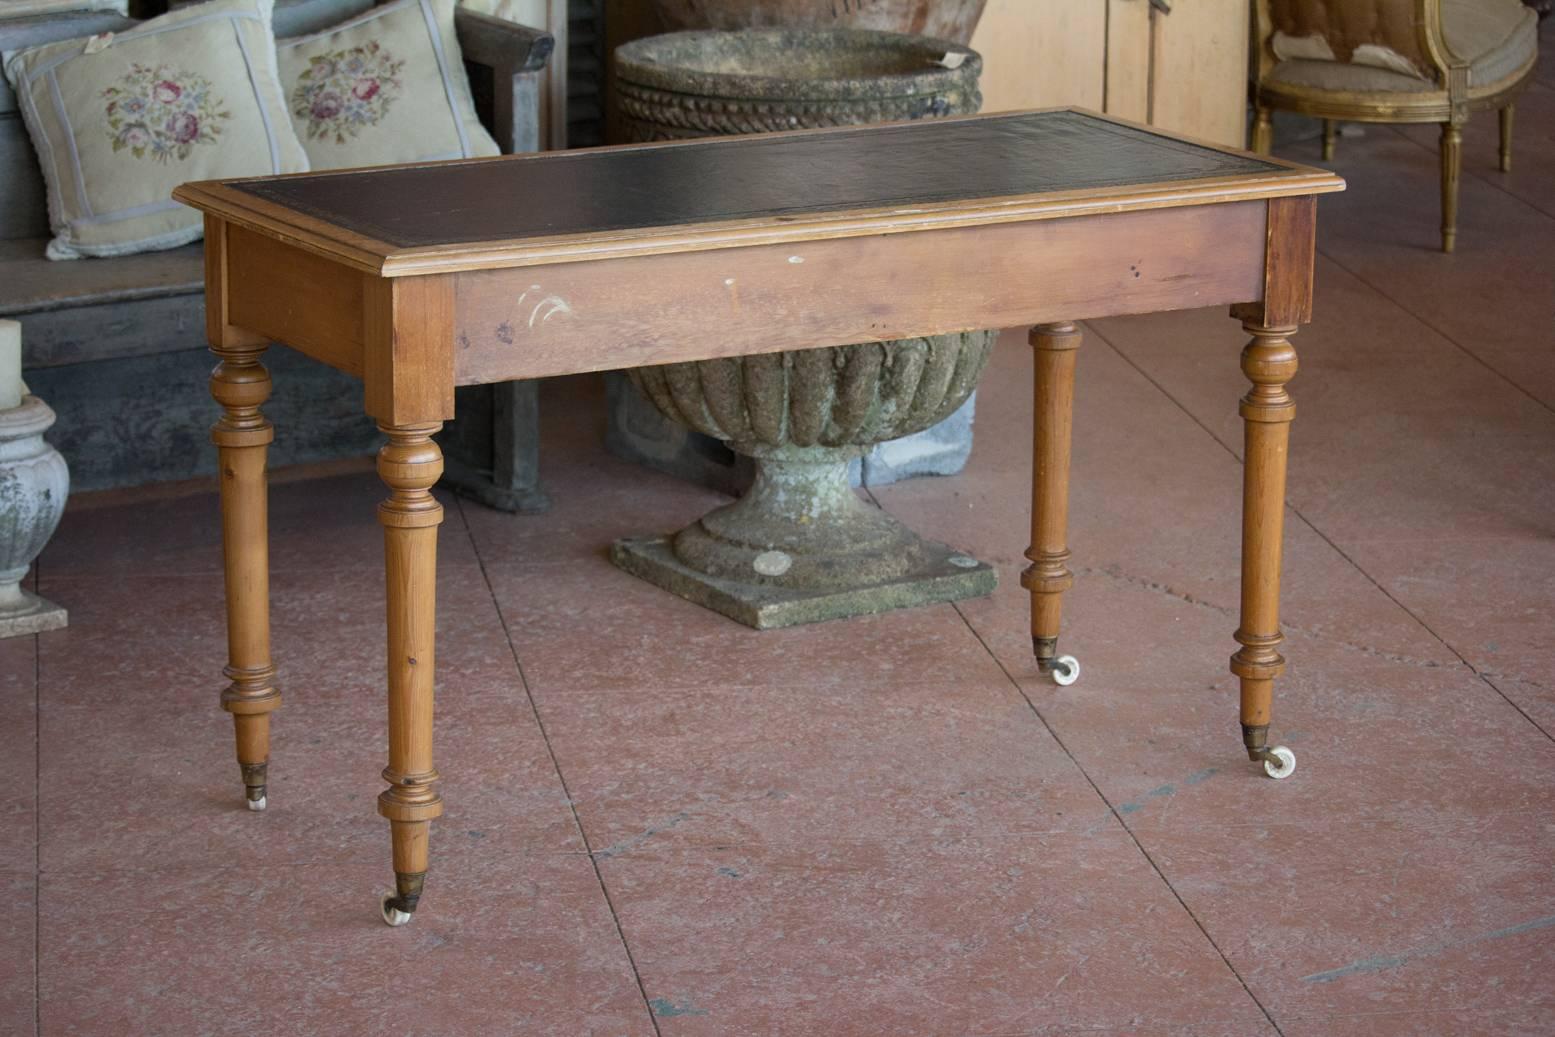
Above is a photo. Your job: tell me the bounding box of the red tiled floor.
[0,872,35,1037]
[1145,813,1555,1032]
[598,833,1276,1037]
[532,678,1106,854]
[0,637,37,871]
[484,558,1008,695]
[15,49,1555,1034]
[37,856,652,1037]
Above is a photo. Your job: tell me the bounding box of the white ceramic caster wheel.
[246,795,266,812]
[1051,655,1080,686]
[1261,745,1296,780]
[380,892,413,927]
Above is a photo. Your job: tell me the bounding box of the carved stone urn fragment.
[0,357,69,634]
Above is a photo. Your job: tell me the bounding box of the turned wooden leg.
[376,422,445,925]
[1440,121,1463,253]
[1321,119,1337,161]
[1251,105,1273,155]
[1498,105,1514,173]
[1232,321,1298,779]
[1022,322,1081,685]
[210,343,279,811]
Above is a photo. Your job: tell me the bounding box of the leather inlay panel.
[231,110,1283,249]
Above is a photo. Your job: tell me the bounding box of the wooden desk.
[174,109,1344,926]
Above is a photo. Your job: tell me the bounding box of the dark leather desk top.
[230,110,1286,250]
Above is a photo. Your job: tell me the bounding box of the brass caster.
[246,794,267,812]
[379,891,414,927]
[1051,655,1080,686]
[1254,745,1296,780]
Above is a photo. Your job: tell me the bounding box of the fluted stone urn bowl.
[614,27,981,141]
[609,28,997,628]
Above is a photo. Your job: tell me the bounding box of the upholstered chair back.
[1264,0,1434,79]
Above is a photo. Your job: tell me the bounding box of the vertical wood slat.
[1148,0,1251,149]
[1105,0,1151,123]
[970,1,1106,113]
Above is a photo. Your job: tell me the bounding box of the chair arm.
[455,7,554,74]
[1416,0,1470,115]
[455,8,555,154]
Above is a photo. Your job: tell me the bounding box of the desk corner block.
[363,274,459,428]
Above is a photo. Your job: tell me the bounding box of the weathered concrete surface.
[612,531,994,629]
[616,331,998,626]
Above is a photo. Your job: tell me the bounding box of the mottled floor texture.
[10,56,1555,1037]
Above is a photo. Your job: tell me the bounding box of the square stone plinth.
[0,590,67,638]
[611,536,996,629]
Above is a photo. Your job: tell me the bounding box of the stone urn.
[0,394,69,636]
[614,28,982,140]
[648,0,989,45]
[609,29,997,629]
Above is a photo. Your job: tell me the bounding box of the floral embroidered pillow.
[277,0,498,171]
[1,0,308,260]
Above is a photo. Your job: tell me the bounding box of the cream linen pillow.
[277,0,498,170]
[1,0,308,260]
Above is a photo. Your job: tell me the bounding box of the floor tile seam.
[1081,322,1555,744]
[1280,517,1555,744]
[1070,564,1463,673]
[453,498,665,1037]
[1379,121,1555,223]
[946,600,1288,1037]
[1314,222,1555,419]
[32,632,39,1037]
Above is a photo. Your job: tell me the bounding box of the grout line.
[1313,246,1555,418]
[1083,322,1555,745]
[947,599,1287,1037]
[32,616,41,1037]
[453,498,665,1037]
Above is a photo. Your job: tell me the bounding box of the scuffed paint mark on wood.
[529,295,572,328]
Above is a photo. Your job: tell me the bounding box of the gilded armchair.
[1250,0,1539,251]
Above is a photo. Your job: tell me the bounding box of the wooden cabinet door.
[970,2,1106,113]
[1150,0,1250,148]
[970,0,1248,149]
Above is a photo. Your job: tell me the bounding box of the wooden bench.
[1,0,552,508]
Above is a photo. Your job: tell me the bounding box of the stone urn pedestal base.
[0,395,69,637]
[0,584,68,638]
[611,441,994,630]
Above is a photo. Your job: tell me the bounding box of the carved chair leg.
[1023,323,1082,686]
[1232,321,1298,780]
[1498,105,1514,173]
[1440,121,1463,253]
[1321,119,1337,161]
[210,344,280,811]
[1251,105,1273,155]
[376,422,445,926]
